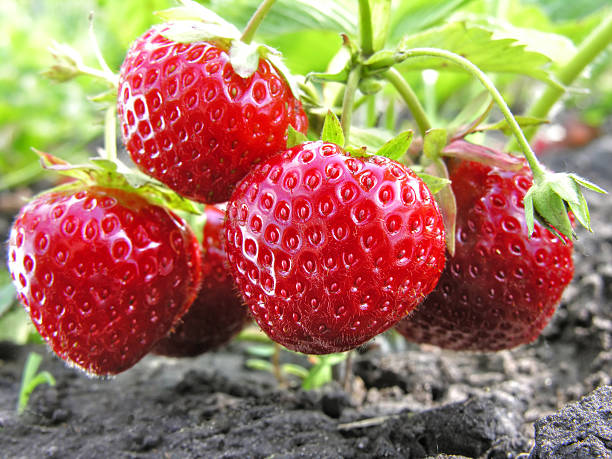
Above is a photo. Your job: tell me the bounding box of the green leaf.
[567,191,591,231]
[375,131,413,161]
[245,358,274,372]
[397,22,560,87]
[321,110,345,146]
[527,170,606,239]
[549,173,582,205]
[524,188,536,237]
[37,150,202,215]
[345,146,370,157]
[281,363,309,379]
[245,344,276,358]
[415,172,451,194]
[423,128,447,160]
[350,127,393,152]
[208,0,357,37]
[159,21,239,47]
[424,159,455,255]
[322,353,349,366]
[568,173,607,194]
[286,125,308,149]
[17,352,56,414]
[530,181,574,239]
[389,0,475,42]
[235,327,273,343]
[302,353,347,390]
[302,360,332,390]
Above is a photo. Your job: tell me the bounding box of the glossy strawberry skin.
[117,25,308,204]
[225,141,446,354]
[153,205,249,357]
[396,160,574,351]
[7,186,202,375]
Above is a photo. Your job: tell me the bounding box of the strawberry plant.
[2,0,612,395]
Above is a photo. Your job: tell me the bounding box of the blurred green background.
[1,0,611,341]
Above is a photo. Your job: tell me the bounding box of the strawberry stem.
[385,67,432,137]
[396,47,545,182]
[88,12,114,80]
[104,105,117,162]
[516,13,612,145]
[358,0,374,57]
[272,342,286,387]
[240,0,277,44]
[342,350,353,393]
[341,65,362,145]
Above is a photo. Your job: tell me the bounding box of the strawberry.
[7,185,202,375]
[396,160,574,351]
[153,204,249,357]
[117,24,308,204]
[224,141,446,354]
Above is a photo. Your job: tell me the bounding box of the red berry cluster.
[7,26,307,376]
[7,19,575,377]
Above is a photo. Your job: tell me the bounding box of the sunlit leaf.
[376,130,413,161]
[321,110,345,146]
[397,22,560,86]
[389,0,476,43]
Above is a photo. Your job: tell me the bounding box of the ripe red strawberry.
[396,160,574,351]
[224,141,446,354]
[153,204,249,357]
[117,24,308,204]
[7,186,202,375]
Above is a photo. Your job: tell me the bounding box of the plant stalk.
[519,13,612,143]
[385,67,432,137]
[358,0,374,56]
[341,66,362,145]
[241,0,277,44]
[397,48,545,182]
[104,105,117,162]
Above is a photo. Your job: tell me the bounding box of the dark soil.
[1,138,611,458]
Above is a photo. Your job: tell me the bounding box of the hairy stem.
[397,48,545,181]
[88,12,113,78]
[241,0,277,44]
[385,67,432,137]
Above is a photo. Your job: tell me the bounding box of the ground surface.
[0,139,611,458]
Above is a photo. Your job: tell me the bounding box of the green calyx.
[35,150,201,215]
[524,170,606,240]
[157,1,299,98]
